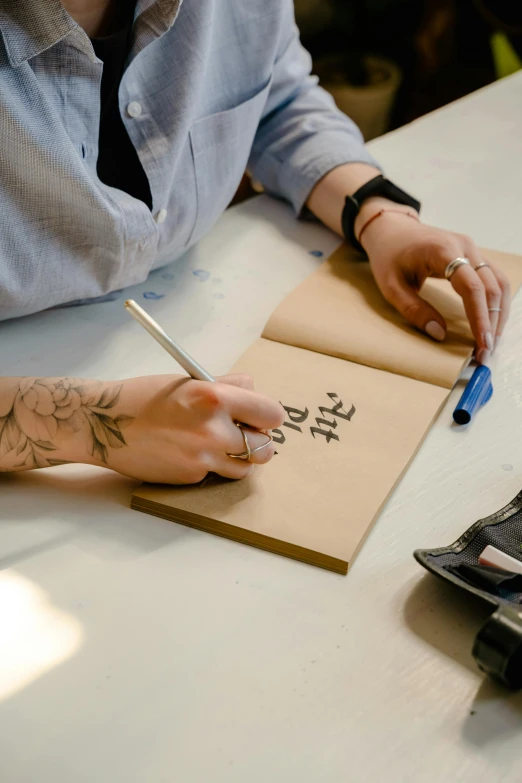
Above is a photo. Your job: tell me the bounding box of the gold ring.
[227,427,273,461]
[227,425,251,461]
[474,262,490,271]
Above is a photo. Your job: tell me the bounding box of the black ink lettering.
[314,417,337,431]
[319,394,356,422]
[310,427,340,443]
[271,428,286,445]
[281,405,309,433]
[310,393,355,442]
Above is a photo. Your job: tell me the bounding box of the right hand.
[106,373,284,484]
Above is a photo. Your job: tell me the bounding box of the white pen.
[125,299,216,382]
[124,299,270,450]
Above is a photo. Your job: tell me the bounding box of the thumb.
[383,274,447,341]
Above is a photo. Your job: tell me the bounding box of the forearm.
[0,372,284,484]
[0,376,132,473]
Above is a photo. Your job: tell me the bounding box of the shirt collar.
[135,0,183,37]
[0,0,182,68]
[0,0,80,67]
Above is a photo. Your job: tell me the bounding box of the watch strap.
[342,175,421,254]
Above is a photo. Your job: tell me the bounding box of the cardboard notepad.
[132,246,522,573]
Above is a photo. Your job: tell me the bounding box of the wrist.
[0,377,135,472]
[354,197,416,238]
[48,379,130,468]
[356,201,421,253]
[342,176,421,252]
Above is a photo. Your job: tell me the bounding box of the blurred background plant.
[294,0,522,139]
[232,1,522,203]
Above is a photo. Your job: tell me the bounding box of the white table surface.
[2,73,522,783]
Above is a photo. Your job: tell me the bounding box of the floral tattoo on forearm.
[0,378,134,469]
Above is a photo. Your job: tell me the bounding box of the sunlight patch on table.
[0,572,83,701]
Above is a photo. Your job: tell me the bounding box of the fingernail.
[477,349,491,366]
[426,321,445,341]
[484,332,494,352]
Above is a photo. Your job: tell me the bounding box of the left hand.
[356,202,511,364]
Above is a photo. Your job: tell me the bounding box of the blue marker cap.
[453,365,493,425]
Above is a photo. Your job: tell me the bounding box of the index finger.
[220,384,285,430]
[449,264,493,356]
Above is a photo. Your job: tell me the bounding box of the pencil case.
[414,489,522,690]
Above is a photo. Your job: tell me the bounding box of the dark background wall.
[295,0,522,133]
[232,2,522,204]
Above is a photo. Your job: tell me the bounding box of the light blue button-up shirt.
[0,0,378,320]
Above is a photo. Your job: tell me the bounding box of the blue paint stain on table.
[309,249,324,258]
[143,291,165,300]
[161,273,175,281]
[192,269,210,281]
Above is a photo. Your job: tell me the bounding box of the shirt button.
[156,209,168,224]
[127,101,142,118]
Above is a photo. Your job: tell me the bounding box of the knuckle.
[191,383,223,413]
[498,274,511,295]
[485,283,502,303]
[382,273,399,293]
[428,237,453,257]
[465,279,484,297]
[402,301,423,323]
[457,233,473,246]
[380,278,401,304]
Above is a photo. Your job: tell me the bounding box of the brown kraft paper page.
[132,339,448,574]
[262,246,522,389]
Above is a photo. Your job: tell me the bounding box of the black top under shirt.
[90,2,153,210]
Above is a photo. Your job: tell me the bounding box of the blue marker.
[452,365,493,425]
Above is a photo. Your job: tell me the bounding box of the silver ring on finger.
[488,307,502,312]
[248,432,273,456]
[227,425,252,461]
[445,256,471,280]
[226,428,274,461]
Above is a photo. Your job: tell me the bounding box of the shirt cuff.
[255,140,383,217]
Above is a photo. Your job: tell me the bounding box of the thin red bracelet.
[357,208,419,247]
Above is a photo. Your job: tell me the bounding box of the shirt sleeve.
[248,4,382,216]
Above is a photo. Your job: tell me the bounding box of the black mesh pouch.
[414,489,522,689]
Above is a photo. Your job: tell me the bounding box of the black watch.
[342,175,421,254]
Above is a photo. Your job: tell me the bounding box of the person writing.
[0,0,510,482]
